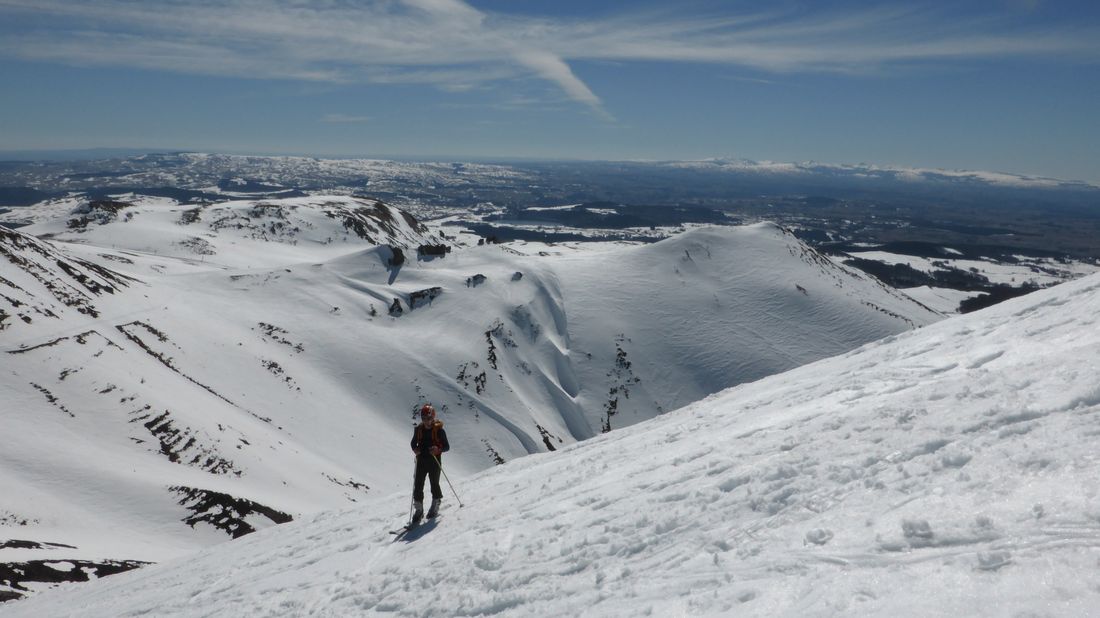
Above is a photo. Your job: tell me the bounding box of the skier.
[410,403,449,523]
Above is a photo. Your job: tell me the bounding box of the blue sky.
[1,0,1098,181]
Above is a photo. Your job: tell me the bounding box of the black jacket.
[411,421,450,458]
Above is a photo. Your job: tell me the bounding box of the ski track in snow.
[4,270,1100,616]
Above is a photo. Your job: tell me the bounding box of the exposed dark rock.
[177,236,215,255]
[456,362,478,390]
[323,474,371,502]
[8,330,120,355]
[66,199,133,230]
[0,540,77,550]
[261,359,299,391]
[169,486,292,539]
[55,260,116,295]
[482,439,506,465]
[98,253,134,264]
[602,334,641,433]
[255,322,304,353]
[536,424,564,452]
[388,298,403,316]
[408,287,442,309]
[119,321,273,424]
[417,244,451,257]
[29,383,74,418]
[179,207,202,225]
[0,226,137,334]
[0,559,149,603]
[466,274,487,288]
[323,198,428,242]
[484,327,499,371]
[129,408,239,475]
[388,246,405,266]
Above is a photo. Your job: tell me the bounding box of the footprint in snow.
[805,528,834,545]
[902,519,933,540]
[976,551,1012,571]
[966,350,1004,369]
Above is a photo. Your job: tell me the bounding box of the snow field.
[5,269,1100,616]
[1,206,941,602]
[899,285,983,314]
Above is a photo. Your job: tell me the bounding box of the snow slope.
[22,194,435,269]
[0,197,940,600]
[4,262,1099,616]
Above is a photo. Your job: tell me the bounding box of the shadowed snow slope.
[1,202,940,601]
[4,270,1098,616]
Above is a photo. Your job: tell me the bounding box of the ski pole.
[433,454,464,508]
[407,456,418,524]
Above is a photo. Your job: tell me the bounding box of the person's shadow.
[398,518,439,543]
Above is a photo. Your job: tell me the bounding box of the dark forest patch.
[959,284,1039,313]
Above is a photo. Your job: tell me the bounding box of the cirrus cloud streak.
[0,0,1096,116]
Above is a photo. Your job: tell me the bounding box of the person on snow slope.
[410,404,450,523]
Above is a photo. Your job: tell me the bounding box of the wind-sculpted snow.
[4,272,1099,616]
[0,202,941,602]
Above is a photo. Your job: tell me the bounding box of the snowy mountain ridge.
[12,194,434,266]
[0,196,942,602]
[660,157,1100,190]
[3,248,1099,616]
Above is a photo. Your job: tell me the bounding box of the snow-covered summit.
[4,259,1098,617]
[17,195,436,270]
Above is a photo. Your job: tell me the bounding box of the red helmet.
[420,404,436,418]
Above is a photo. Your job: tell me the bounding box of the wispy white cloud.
[0,0,1096,117]
[512,50,611,120]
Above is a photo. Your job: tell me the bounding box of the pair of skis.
[389,512,439,540]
